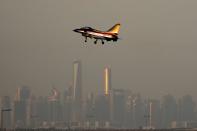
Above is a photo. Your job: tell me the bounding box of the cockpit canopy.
[80,27,93,30]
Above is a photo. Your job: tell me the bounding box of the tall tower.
[72,60,82,123]
[104,67,111,95]
[73,61,82,101]
[102,67,112,127]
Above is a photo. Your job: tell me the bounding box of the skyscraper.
[94,67,112,127]
[145,99,161,128]
[72,60,82,124]
[63,86,72,125]
[161,94,177,128]
[178,95,195,122]
[48,88,62,123]
[85,93,95,128]
[35,96,49,127]
[112,89,125,128]
[13,86,31,128]
[16,86,31,101]
[104,67,111,96]
[73,61,82,102]
[95,94,110,127]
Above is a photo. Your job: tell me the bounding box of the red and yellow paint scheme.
[73,23,121,44]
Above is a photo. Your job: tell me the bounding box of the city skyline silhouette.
[1,0,197,129]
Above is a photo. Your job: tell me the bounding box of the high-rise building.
[135,94,144,128]
[13,86,31,128]
[85,93,95,128]
[1,96,12,128]
[124,90,133,128]
[177,95,195,122]
[104,67,111,96]
[161,94,177,128]
[95,94,110,127]
[73,61,82,101]
[27,95,37,128]
[48,88,62,123]
[125,93,144,128]
[63,86,72,125]
[72,60,82,124]
[13,100,27,128]
[15,86,31,101]
[144,99,161,128]
[36,96,49,126]
[112,89,125,128]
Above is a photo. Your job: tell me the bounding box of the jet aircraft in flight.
[73,23,120,44]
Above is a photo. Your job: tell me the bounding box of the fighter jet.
[73,23,120,44]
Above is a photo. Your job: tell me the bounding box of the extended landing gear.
[94,39,104,44]
[85,37,87,42]
[94,39,97,44]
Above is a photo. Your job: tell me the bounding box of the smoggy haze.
[0,0,197,99]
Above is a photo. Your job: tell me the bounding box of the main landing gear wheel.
[94,40,97,44]
[102,41,104,44]
[85,37,87,42]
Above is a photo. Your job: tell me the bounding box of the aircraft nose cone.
[73,29,79,32]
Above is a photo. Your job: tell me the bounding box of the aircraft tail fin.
[107,23,121,34]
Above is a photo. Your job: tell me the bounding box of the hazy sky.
[0,0,197,100]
